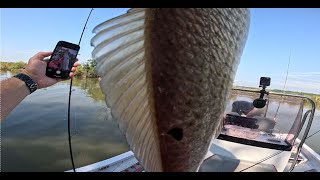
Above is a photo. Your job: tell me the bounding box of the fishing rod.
[273,50,292,119]
[67,8,94,172]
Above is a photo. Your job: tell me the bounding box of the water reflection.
[2,72,129,172]
[72,77,105,103]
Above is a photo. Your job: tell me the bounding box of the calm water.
[1,71,319,172]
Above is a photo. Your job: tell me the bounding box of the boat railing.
[231,88,316,171]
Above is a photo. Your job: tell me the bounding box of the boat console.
[203,77,316,172]
[218,113,290,150]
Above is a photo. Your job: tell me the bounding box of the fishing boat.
[66,77,319,172]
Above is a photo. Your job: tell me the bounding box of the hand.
[22,52,79,89]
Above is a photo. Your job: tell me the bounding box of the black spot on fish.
[167,128,183,141]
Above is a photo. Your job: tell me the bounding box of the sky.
[1,8,320,94]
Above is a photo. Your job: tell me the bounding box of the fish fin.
[91,8,162,172]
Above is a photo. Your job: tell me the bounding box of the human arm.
[246,108,264,118]
[0,52,78,122]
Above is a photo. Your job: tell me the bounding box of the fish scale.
[92,8,250,172]
[146,8,249,172]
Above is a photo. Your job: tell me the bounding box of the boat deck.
[66,140,319,172]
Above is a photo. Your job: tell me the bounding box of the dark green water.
[1,72,129,172]
[1,71,319,171]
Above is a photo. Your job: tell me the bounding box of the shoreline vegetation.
[233,86,320,109]
[0,60,98,78]
[1,61,320,107]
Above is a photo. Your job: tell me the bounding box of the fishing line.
[67,8,94,172]
[238,117,320,172]
[305,128,320,140]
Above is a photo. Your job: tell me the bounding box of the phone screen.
[46,41,79,79]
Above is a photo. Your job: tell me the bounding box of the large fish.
[91,8,250,172]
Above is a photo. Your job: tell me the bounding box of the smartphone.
[46,41,80,79]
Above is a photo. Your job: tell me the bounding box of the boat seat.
[199,154,277,172]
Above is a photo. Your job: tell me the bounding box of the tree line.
[1,60,98,78]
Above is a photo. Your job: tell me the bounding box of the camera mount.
[253,77,271,108]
